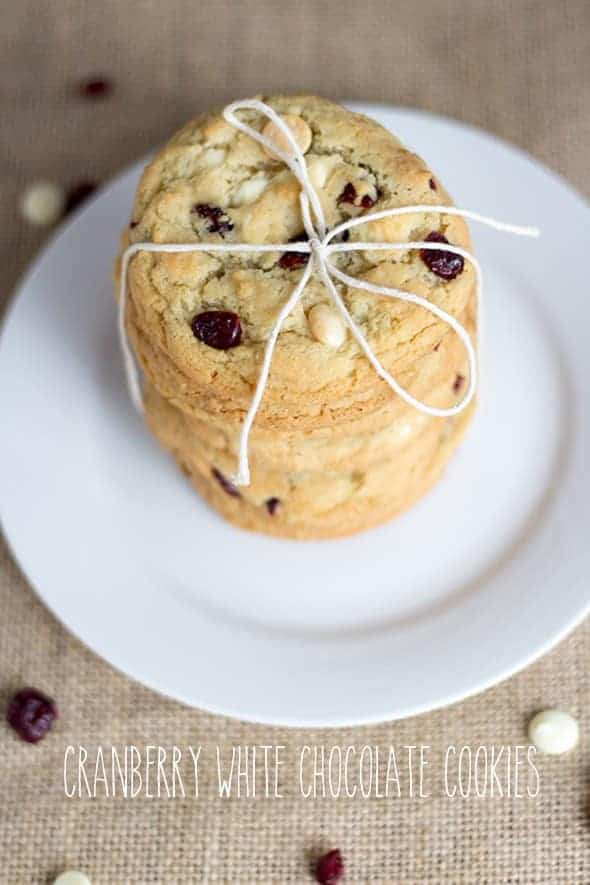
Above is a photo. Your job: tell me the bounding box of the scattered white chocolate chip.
[20,180,65,227]
[201,147,226,167]
[262,114,312,159]
[53,872,92,885]
[308,303,346,348]
[232,174,269,206]
[528,709,579,755]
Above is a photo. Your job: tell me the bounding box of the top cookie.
[120,94,475,427]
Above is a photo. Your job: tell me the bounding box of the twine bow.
[119,99,540,485]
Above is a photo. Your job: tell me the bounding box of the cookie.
[119,95,474,426]
[142,307,473,474]
[144,387,475,539]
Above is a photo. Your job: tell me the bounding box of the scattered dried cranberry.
[7,688,57,743]
[191,310,242,350]
[78,77,113,99]
[420,232,464,281]
[315,849,343,885]
[429,177,437,191]
[212,468,241,498]
[337,182,357,205]
[65,181,97,214]
[192,204,233,236]
[453,373,465,393]
[265,497,280,515]
[129,220,138,229]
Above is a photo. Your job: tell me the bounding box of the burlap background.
[1,1,589,882]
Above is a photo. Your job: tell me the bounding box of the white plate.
[1,104,589,727]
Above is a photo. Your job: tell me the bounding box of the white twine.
[118,98,540,486]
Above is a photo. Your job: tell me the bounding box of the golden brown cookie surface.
[120,95,474,425]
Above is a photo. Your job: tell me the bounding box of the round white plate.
[1,104,589,727]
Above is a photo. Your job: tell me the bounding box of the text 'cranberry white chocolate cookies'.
[115,94,478,539]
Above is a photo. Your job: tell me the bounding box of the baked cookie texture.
[115,94,477,539]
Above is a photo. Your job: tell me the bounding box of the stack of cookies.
[116,95,476,539]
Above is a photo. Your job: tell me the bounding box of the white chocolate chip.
[20,180,65,227]
[308,304,346,348]
[528,709,579,755]
[307,156,339,189]
[53,872,92,885]
[201,147,226,167]
[262,114,312,159]
[232,174,269,206]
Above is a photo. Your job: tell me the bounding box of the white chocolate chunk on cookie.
[201,147,226,167]
[307,155,339,189]
[232,175,270,206]
[308,304,346,347]
[262,114,312,159]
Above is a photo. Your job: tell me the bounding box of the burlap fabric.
[1,2,589,882]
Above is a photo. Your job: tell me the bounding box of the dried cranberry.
[129,220,138,229]
[212,468,241,498]
[65,181,97,214]
[453,373,465,393]
[278,251,308,269]
[278,232,309,269]
[191,311,242,350]
[360,189,381,209]
[265,497,280,515]
[192,204,233,236]
[420,232,464,281]
[337,182,357,205]
[79,77,113,99]
[337,182,380,211]
[429,177,437,191]
[315,849,343,884]
[7,688,57,743]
